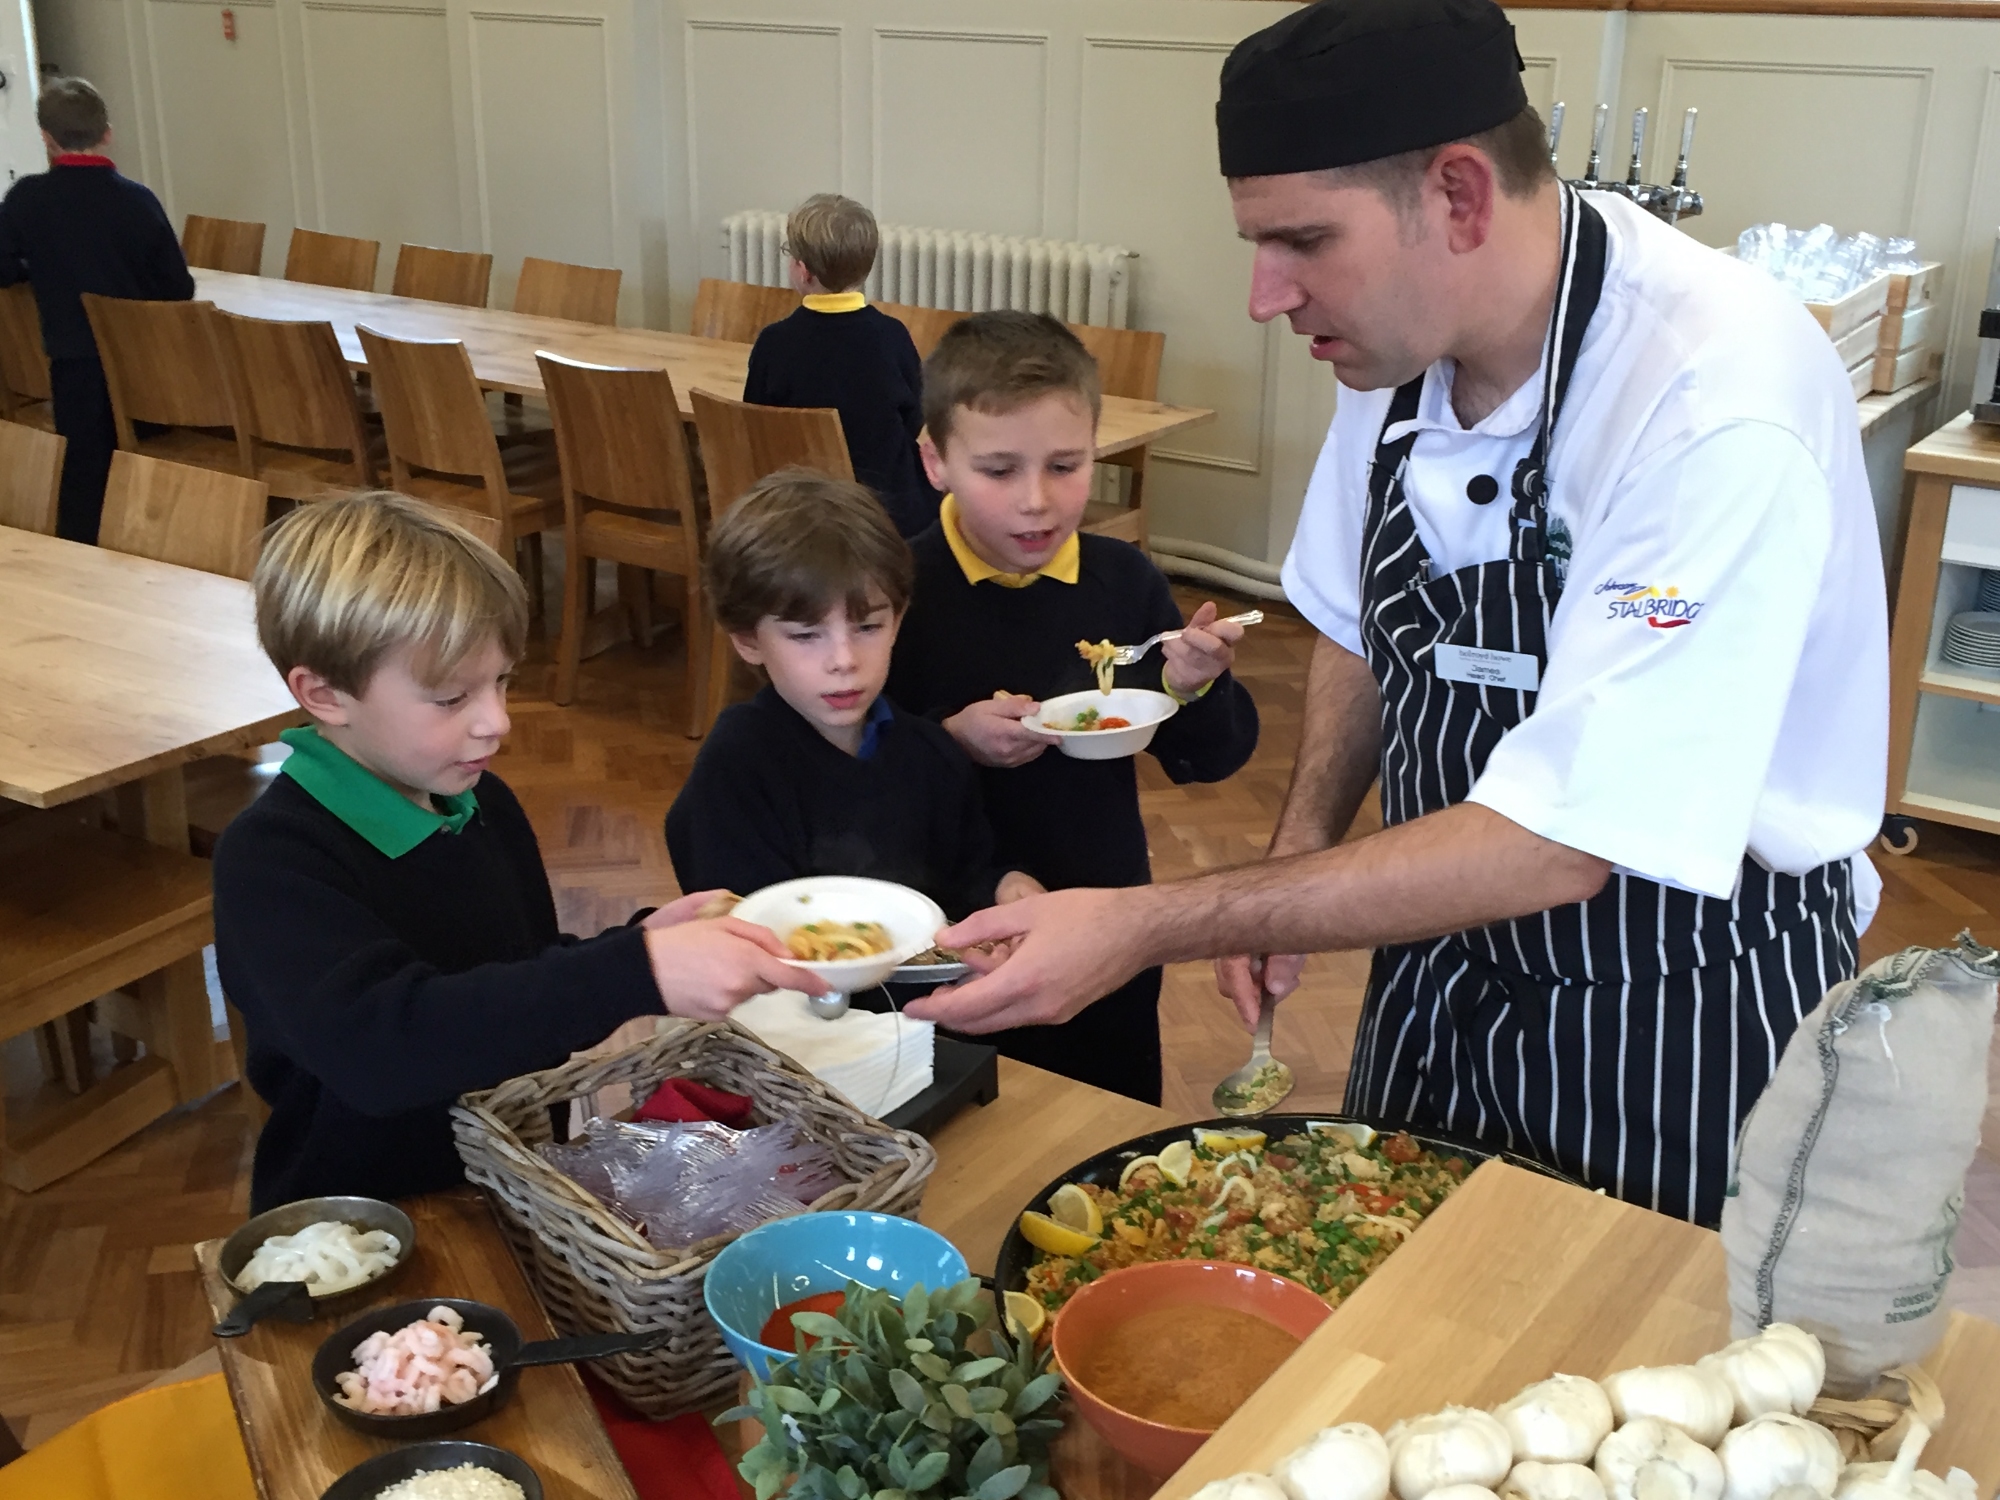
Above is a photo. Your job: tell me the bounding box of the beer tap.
[1658,107,1704,224]
[1577,103,1609,188]
[1607,108,1667,214]
[1546,101,1566,170]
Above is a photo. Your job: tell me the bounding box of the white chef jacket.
[1280,192,1888,907]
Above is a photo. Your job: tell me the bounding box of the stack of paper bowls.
[1941,610,2000,671]
[1980,570,2000,612]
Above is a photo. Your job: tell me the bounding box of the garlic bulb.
[1497,1375,1615,1463]
[1717,1414,1842,1500]
[1595,1417,1726,1500]
[1830,1420,1973,1500]
[1192,1476,1291,1500]
[1428,1488,1503,1500]
[1502,1461,1608,1500]
[1274,1423,1393,1500]
[1698,1325,1827,1422]
[1387,1407,1515,1500]
[1601,1365,1735,1448]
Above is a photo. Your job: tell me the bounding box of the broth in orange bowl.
[1051,1260,1331,1476]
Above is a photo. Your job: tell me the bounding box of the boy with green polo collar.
[213,493,813,1213]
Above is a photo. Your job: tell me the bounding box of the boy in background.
[886,311,1258,1103]
[667,468,1041,920]
[0,77,193,543]
[743,194,936,537]
[215,493,813,1211]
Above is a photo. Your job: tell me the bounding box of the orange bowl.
[1050,1260,1330,1477]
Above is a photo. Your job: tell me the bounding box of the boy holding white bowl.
[667,471,1044,931]
[885,312,1258,1103]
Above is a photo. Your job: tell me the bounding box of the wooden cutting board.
[1143,1162,2000,1500]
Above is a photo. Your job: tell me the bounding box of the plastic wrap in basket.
[451,1017,937,1418]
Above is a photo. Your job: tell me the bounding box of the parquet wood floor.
[4,575,1999,1453]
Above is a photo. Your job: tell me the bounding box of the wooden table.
[192,271,1216,462]
[0,528,301,1179]
[195,1190,639,1500]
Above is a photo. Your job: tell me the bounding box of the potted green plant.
[723,1278,1064,1500]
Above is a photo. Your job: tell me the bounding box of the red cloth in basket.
[635,1077,755,1127]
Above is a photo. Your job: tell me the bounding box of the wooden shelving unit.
[1886,413,2000,849]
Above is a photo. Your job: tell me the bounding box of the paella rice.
[1022,1125,1469,1312]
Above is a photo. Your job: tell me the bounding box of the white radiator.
[720,210,1134,328]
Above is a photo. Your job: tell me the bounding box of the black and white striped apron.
[1342,188,1858,1227]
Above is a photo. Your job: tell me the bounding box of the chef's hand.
[1162,601,1244,700]
[944,692,1051,768]
[1214,953,1307,1030]
[643,916,819,1020]
[995,870,1047,903]
[905,887,1151,1033]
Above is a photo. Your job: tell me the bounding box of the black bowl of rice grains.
[318,1440,542,1500]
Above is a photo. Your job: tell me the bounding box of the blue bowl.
[704,1211,969,1378]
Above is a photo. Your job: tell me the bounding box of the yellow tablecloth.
[0,1373,255,1500]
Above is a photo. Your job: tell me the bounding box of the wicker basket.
[452,1017,937,1418]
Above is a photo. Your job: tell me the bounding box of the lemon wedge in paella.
[1002,1290,1046,1339]
[1194,1127,1266,1154]
[1158,1139,1195,1185]
[1018,1210,1099,1257]
[1049,1182,1103,1236]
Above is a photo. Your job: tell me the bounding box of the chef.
[911,0,1889,1224]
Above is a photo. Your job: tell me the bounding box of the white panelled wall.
[25,0,2000,566]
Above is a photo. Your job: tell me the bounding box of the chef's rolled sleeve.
[1466,422,1834,899]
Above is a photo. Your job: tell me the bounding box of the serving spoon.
[1211,960,1295,1118]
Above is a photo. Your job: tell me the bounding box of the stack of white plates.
[1941,611,2000,669]
[1979,570,2000,612]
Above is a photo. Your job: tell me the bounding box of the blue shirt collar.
[856,694,896,761]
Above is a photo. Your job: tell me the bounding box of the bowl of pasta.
[735,876,949,994]
[1029,688,1179,760]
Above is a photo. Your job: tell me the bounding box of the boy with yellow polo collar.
[743,193,936,536]
[885,311,1258,1102]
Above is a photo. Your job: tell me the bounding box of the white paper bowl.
[1029,688,1179,760]
[733,876,947,994]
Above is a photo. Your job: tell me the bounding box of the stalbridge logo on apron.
[1595,579,1705,629]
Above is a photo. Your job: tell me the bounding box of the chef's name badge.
[1432,644,1539,691]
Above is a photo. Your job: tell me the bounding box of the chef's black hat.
[1216,0,1529,177]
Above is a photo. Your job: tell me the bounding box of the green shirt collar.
[278,726,478,858]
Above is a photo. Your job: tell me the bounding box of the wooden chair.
[539,353,709,731]
[356,324,561,608]
[0,284,54,430]
[98,450,268,579]
[1067,321,1165,548]
[514,258,621,324]
[690,278,799,343]
[212,310,379,503]
[0,421,65,533]
[878,300,970,360]
[284,227,380,292]
[81,294,250,476]
[392,244,492,308]
[181,214,266,275]
[688,389,852,729]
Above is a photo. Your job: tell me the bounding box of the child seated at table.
[0,77,193,545]
[213,492,813,1212]
[667,468,1042,926]
[884,311,1259,1104]
[742,194,937,537]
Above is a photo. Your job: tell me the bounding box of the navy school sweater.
[743,304,938,537]
[213,772,664,1212]
[665,686,1008,921]
[0,161,194,361]
[885,529,1259,893]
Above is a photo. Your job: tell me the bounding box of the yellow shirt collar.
[940,494,1080,588]
[802,291,867,313]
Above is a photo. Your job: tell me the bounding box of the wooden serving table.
[0,528,301,1187]
[196,1190,638,1500]
[192,271,1215,463]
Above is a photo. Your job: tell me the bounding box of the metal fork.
[1110,610,1264,666]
